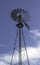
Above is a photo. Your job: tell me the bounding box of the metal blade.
[11,10,17,21]
[23,20,30,30]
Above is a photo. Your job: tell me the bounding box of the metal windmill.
[10,8,30,65]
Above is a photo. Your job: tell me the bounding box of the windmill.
[10,8,30,65]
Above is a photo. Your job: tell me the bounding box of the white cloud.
[27,47,40,58]
[0,46,40,65]
[0,60,7,65]
[30,29,40,37]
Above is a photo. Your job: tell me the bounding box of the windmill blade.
[23,17,29,22]
[23,20,30,30]
[11,10,17,21]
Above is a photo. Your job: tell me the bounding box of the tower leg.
[19,28,22,65]
[22,29,30,65]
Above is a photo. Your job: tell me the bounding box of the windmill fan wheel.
[11,8,30,21]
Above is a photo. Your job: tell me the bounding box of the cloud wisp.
[29,29,40,47]
[30,29,40,38]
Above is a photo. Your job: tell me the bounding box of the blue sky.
[0,0,40,65]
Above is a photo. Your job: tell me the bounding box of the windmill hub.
[17,14,22,21]
[16,22,23,28]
